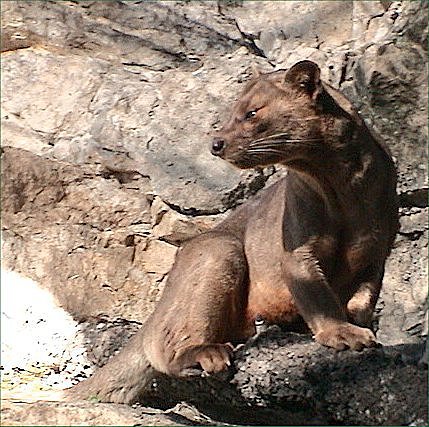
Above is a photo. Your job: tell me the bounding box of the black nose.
[211,138,225,156]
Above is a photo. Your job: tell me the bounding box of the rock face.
[0,400,224,427]
[1,1,427,425]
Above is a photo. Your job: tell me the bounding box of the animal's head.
[211,60,331,169]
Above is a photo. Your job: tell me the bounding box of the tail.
[65,330,157,404]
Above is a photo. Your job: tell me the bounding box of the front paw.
[314,322,377,351]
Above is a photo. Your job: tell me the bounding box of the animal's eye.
[244,110,257,120]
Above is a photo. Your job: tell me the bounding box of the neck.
[283,119,384,216]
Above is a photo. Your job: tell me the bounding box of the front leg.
[285,246,377,350]
[347,274,383,328]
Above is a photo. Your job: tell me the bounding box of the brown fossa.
[67,60,398,404]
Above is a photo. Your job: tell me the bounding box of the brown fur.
[67,61,398,404]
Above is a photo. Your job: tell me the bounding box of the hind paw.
[195,343,233,374]
[173,342,234,378]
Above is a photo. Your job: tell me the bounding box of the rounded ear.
[284,60,322,99]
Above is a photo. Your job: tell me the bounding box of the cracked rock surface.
[1,1,427,425]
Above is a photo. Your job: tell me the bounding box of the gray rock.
[142,330,428,426]
[351,1,428,196]
[1,147,158,323]
[1,1,428,425]
[0,400,219,426]
[378,209,428,345]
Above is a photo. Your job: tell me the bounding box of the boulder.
[1,1,427,425]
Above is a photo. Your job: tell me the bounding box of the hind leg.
[143,232,248,377]
[67,232,247,403]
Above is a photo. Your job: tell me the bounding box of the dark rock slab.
[139,329,428,426]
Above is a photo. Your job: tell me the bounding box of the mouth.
[218,134,323,169]
[225,152,280,169]
[227,156,261,169]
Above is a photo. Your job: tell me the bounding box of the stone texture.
[1,1,428,425]
[0,400,220,426]
[4,331,426,427]
[1,147,159,322]
[142,330,427,426]
[378,208,428,345]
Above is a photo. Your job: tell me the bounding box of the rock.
[350,1,428,196]
[5,330,426,426]
[1,1,272,214]
[378,208,428,345]
[79,318,142,368]
[141,330,428,426]
[151,199,218,246]
[137,240,177,276]
[1,147,158,322]
[0,400,205,426]
[1,1,428,425]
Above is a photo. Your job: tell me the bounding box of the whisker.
[263,133,292,140]
[249,138,322,149]
[246,148,286,155]
[293,116,320,121]
[250,133,291,144]
[250,139,300,146]
[250,131,323,145]
[249,144,282,151]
